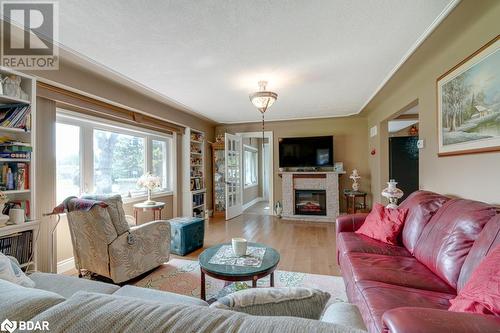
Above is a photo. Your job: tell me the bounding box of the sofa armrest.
[383,307,500,333]
[109,220,171,283]
[336,213,368,235]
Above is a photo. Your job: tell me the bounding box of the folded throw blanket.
[50,196,108,215]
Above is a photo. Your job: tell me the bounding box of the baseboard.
[243,197,264,211]
[57,257,75,274]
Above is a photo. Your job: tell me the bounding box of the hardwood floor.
[175,201,341,276]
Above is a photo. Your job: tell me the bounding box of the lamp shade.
[249,81,277,113]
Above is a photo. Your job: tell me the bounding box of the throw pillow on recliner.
[355,203,408,245]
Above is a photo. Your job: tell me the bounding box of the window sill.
[244,183,258,190]
[122,191,174,204]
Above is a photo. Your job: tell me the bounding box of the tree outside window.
[94,129,145,195]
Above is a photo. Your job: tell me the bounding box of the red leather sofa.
[336,190,500,333]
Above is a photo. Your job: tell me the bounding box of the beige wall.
[362,0,500,205]
[217,116,369,211]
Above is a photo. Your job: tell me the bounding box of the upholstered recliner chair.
[66,195,170,283]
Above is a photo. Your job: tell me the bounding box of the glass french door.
[225,133,243,220]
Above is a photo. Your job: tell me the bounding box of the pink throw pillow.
[355,203,408,245]
[449,245,500,316]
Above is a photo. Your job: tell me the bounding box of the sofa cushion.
[0,252,35,287]
[352,280,454,333]
[337,232,412,258]
[413,199,497,289]
[458,214,500,291]
[0,279,65,322]
[449,245,500,315]
[29,272,120,298]
[321,302,367,331]
[355,204,408,245]
[26,291,365,333]
[399,190,449,254]
[210,287,330,319]
[114,285,208,307]
[342,252,455,294]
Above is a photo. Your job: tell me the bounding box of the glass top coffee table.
[198,242,280,301]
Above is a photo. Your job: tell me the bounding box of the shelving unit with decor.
[0,66,38,271]
[211,141,225,218]
[182,128,206,219]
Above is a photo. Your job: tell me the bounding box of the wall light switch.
[370,125,377,138]
[417,139,424,149]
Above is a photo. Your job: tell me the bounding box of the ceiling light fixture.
[249,81,277,202]
[249,80,278,140]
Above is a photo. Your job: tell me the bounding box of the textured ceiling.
[52,0,454,123]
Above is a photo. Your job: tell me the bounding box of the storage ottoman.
[169,217,205,256]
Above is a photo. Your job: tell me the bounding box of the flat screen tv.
[279,136,334,168]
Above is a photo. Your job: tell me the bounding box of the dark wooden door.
[389,136,419,201]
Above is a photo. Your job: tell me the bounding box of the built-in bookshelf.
[0,66,37,271]
[182,128,206,219]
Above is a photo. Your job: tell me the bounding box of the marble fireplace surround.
[280,172,341,222]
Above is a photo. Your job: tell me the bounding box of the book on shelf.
[0,138,32,159]
[193,193,204,206]
[0,230,33,266]
[0,162,29,190]
[0,103,31,130]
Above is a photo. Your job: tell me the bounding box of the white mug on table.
[232,237,248,257]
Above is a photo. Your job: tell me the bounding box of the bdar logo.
[0,319,17,333]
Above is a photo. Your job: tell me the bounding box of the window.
[55,111,174,202]
[56,123,81,203]
[152,139,168,189]
[244,145,258,188]
[93,129,145,195]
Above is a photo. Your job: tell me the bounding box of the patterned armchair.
[66,195,170,283]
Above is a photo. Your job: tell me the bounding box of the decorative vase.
[274,201,283,218]
[144,189,156,205]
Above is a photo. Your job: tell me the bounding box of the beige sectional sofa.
[0,272,367,333]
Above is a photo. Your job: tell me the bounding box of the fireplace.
[295,190,327,216]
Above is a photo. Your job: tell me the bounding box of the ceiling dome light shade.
[249,81,278,113]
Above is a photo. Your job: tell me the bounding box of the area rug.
[133,258,347,303]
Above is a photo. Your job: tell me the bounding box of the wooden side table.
[133,202,166,222]
[344,190,367,214]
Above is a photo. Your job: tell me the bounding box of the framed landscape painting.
[437,36,500,156]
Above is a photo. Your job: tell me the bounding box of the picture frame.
[437,35,500,156]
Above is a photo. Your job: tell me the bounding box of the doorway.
[386,103,419,201]
[237,131,274,216]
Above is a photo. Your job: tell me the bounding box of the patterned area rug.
[133,258,347,303]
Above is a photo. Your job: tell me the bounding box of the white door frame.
[236,131,274,214]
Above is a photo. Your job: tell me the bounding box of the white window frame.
[56,109,175,203]
[243,144,258,189]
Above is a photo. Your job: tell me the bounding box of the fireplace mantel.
[280,171,344,222]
